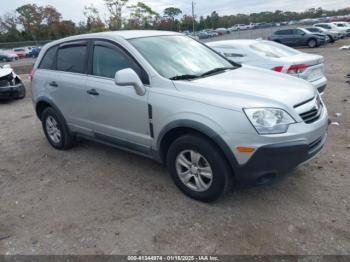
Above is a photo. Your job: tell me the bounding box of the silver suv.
[31,31,329,202]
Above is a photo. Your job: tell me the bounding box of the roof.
[59,30,180,42]
[41,30,182,52]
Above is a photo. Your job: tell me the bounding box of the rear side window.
[39,46,57,70]
[57,44,87,73]
[93,45,134,78]
[294,29,305,35]
[317,24,331,29]
[275,30,291,35]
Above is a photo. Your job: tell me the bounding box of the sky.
[1,0,349,23]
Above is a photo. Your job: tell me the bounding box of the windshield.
[129,35,235,79]
[249,41,301,58]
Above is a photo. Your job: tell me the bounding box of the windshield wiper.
[169,74,199,80]
[200,67,234,77]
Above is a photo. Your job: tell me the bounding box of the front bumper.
[0,83,25,99]
[223,105,329,185]
[310,76,327,94]
[234,133,327,185]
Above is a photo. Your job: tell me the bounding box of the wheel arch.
[156,120,239,174]
[35,97,66,123]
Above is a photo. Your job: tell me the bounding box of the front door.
[86,40,152,149]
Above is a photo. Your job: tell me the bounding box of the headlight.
[244,108,296,134]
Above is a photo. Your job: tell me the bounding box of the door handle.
[49,81,58,87]
[87,88,99,96]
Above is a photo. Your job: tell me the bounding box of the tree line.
[0,0,349,43]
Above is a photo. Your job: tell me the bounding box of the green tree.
[16,4,44,40]
[127,2,159,29]
[163,7,182,31]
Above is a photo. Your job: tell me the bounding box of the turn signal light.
[237,147,255,153]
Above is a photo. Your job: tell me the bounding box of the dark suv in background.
[269,28,327,48]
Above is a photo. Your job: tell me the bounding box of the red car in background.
[12,48,26,59]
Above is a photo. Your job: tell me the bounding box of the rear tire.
[308,38,317,48]
[166,134,233,202]
[42,107,75,150]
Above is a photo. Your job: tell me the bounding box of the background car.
[236,24,250,30]
[314,23,347,38]
[0,50,19,62]
[29,47,41,58]
[332,21,350,36]
[269,28,327,48]
[215,28,230,35]
[305,27,340,42]
[0,64,25,99]
[207,39,327,93]
[300,28,330,43]
[12,48,26,58]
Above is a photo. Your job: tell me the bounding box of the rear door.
[293,29,308,46]
[274,30,293,45]
[48,41,90,133]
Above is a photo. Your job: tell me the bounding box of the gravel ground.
[0,39,350,255]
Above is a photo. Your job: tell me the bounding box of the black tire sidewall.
[166,134,232,202]
[42,107,72,150]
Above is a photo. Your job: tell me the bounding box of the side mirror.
[115,68,146,96]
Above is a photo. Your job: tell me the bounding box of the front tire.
[308,38,317,48]
[166,134,233,202]
[42,107,75,150]
[328,35,335,43]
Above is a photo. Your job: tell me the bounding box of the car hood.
[0,68,13,78]
[173,65,316,111]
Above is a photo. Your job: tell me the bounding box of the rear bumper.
[234,133,327,185]
[0,83,25,99]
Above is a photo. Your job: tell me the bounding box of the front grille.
[297,96,323,124]
[300,108,321,123]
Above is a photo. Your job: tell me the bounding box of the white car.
[207,39,327,94]
[332,22,350,36]
[236,24,250,30]
[0,50,19,62]
[314,23,347,38]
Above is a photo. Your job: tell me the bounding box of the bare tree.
[104,0,128,30]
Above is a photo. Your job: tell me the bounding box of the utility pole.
[192,1,195,33]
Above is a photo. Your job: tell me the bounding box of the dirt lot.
[0,39,350,255]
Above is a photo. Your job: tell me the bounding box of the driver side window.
[91,41,149,84]
[93,45,134,79]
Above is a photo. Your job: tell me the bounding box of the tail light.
[29,68,35,81]
[287,64,308,74]
[272,64,308,74]
[273,66,283,72]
